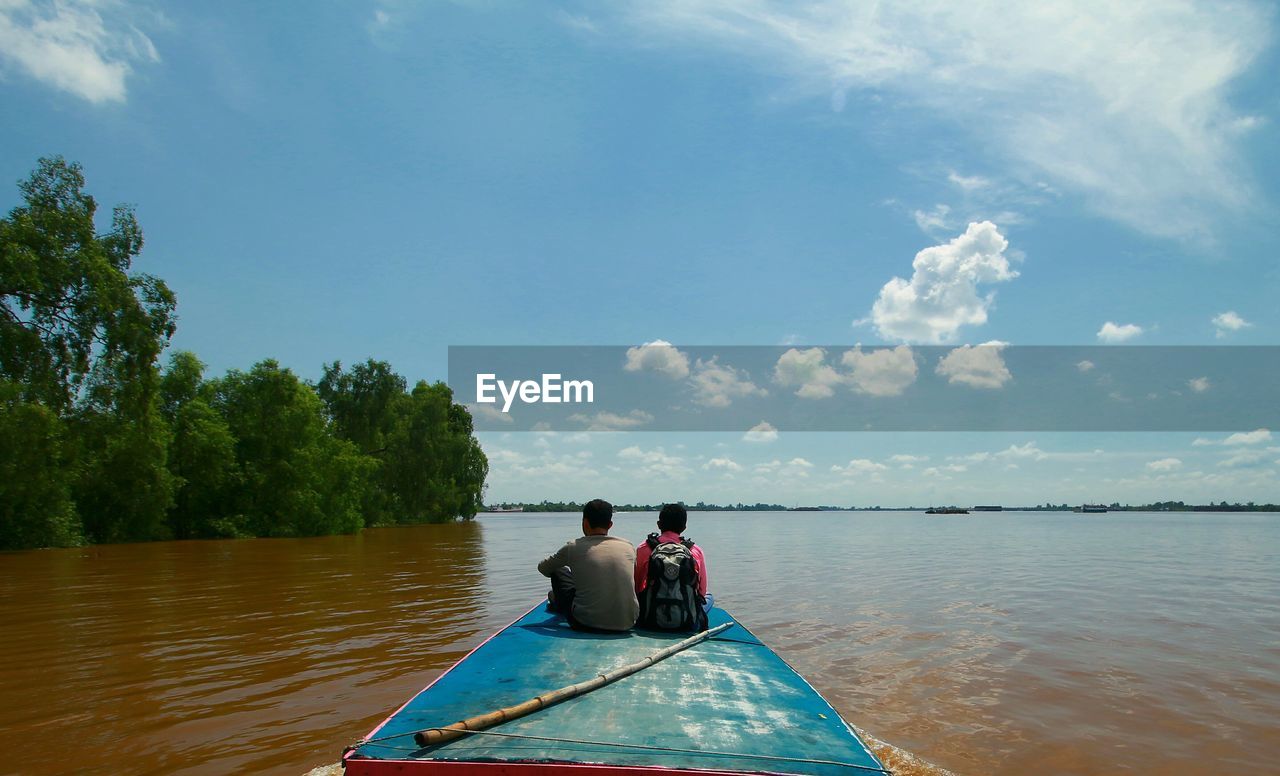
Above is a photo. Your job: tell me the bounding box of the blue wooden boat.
[343,602,888,776]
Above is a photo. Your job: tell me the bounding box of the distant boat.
[925,507,969,514]
[342,602,888,775]
[971,505,1003,512]
[1074,504,1108,513]
[483,506,524,513]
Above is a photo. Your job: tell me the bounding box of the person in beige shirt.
[538,499,639,632]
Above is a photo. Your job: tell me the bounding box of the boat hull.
[343,603,885,776]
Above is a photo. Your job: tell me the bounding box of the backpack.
[639,533,707,632]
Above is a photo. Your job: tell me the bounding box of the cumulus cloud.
[1187,376,1211,393]
[621,1,1270,240]
[842,345,918,396]
[569,410,654,431]
[1218,449,1271,468]
[754,458,814,478]
[890,453,931,471]
[624,340,690,379]
[618,445,686,477]
[935,341,1012,389]
[703,456,742,472]
[830,458,887,475]
[867,222,1016,344]
[1198,428,1274,448]
[997,442,1048,461]
[889,454,928,466]
[690,357,767,407]
[742,421,778,443]
[0,0,160,104]
[1212,311,1252,338]
[1097,322,1144,343]
[774,347,843,399]
[1146,457,1182,472]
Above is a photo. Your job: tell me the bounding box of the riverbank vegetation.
[1,157,486,551]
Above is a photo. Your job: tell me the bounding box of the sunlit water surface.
[0,511,1276,775]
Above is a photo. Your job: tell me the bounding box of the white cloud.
[1187,376,1211,393]
[0,0,159,104]
[1193,429,1271,447]
[912,203,952,233]
[935,341,1011,389]
[997,442,1048,461]
[1212,311,1252,338]
[1224,429,1271,446]
[774,347,843,399]
[624,340,690,379]
[569,410,654,431]
[742,421,778,443]
[1218,449,1269,468]
[755,458,815,478]
[948,171,991,191]
[703,456,742,472]
[841,345,917,396]
[618,445,686,477]
[889,454,928,465]
[868,221,1016,344]
[831,458,887,475]
[1146,457,1182,472]
[622,1,1270,240]
[690,357,767,407]
[1097,322,1144,343]
[1076,360,1095,372]
[467,403,515,424]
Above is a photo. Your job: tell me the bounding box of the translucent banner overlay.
[448,345,1279,432]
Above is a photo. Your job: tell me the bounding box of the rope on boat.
[372,727,893,774]
[410,622,734,747]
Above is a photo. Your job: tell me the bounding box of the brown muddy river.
[1,511,1277,775]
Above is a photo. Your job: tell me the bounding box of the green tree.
[317,359,408,525]
[1,157,175,410]
[0,383,81,549]
[382,381,487,523]
[212,360,372,536]
[317,359,406,454]
[161,352,242,538]
[320,362,487,524]
[1,157,176,547]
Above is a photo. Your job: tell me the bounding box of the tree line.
[1,157,487,551]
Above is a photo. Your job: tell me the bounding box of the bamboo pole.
[413,622,733,748]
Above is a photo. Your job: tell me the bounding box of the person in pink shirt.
[635,503,713,630]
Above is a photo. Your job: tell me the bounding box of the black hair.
[583,499,613,529]
[657,503,687,534]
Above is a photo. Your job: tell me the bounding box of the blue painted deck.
[346,603,886,775]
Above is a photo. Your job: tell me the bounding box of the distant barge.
[925,507,969,514]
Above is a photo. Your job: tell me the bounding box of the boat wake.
[856,727,957,776]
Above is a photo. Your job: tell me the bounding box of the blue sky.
[2,1,1278,506]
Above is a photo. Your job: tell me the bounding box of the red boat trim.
[343,602,544,766]
[344,759,796,776]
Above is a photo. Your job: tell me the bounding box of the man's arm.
[693,544,709,597]
[537,542,571,578]
[634,542,650,593]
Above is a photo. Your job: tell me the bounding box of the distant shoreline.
[483,502,1280,514]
